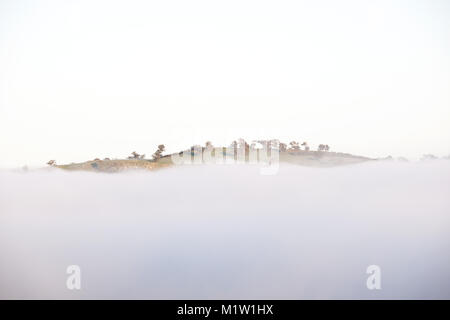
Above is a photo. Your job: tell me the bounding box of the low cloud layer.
[1,161,450,299]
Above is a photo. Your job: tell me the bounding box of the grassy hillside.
[56,159,171,172]
[280,150,373,167]
[55,149,373,172]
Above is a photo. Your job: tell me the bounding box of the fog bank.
[1,161,450,299]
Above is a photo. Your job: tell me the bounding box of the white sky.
[1,0,449,167]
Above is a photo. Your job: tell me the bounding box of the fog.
[1,161,450,299]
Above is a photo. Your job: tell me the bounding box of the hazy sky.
[1,0,449,166]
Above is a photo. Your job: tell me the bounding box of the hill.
[54,149,373,172]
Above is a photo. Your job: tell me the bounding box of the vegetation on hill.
[51,139,374,172]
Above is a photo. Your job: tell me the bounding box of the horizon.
[1,0,450,167]
[1,135,448,169]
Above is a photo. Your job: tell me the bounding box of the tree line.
[47,139,333,165]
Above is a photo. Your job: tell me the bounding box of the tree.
[255,140,269,150]
[128,151,141,159]
[205,141,213,150]
[279,142,287,152]
[190,144,202,155]
[47,160,56,166]
[421,154,438,161]
[289,141,300,151]
[250,140,265,150]
[229,140,238,157]
[301,141,310,151]
[237,138,249,151]
[152,145,165,160]
[268,139,280,150]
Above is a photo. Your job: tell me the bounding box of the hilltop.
[50,139,374,172]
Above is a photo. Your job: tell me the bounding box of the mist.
[1,161,450,299]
